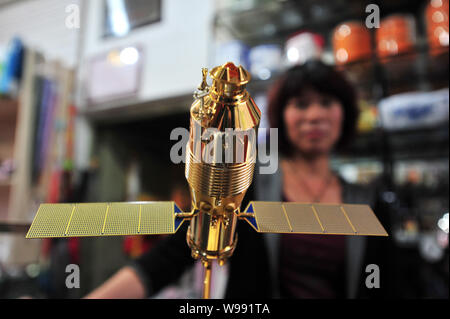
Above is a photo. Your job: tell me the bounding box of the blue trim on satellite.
[174,203,182,213]
[246,217,258,230]
[174,217,184,231]
[246,203,254,213]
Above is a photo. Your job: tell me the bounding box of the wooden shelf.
[0,99,18,161]
[0,184,10,220]
[0,180,12,187]
[0,98,18,120]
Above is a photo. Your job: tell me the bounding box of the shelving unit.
[215,0,426,45]
[217,1,448,174]
[213,0,449,256]
[0,49,42,268]
[0,48,76,267]
[0,98,18,219]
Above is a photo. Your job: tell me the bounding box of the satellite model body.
[26,62,388,299]
[186,63,260,267]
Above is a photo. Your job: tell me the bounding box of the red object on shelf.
[425,0,449,52]
[333,21,372,65]
[376,14,416,58]
[285,31,325,66]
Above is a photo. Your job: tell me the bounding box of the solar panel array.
[26,201,388,238]
[26,202,177,238]
[244,201,388,236]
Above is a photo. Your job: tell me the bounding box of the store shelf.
[0,180,13,187]
[215,0,364,45]
[0,98,18,122]
[0,98,18,166]
[247,47,449,97]
[387,125,449,160]
[214,0,425,45]
[342,125,449,160]
[0,220,30,234]
[0,184,10,220]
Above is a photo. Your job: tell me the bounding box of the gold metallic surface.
[27,203,74,238]
[248,201,291,233]
[186,211,238,261]
[185,150,255,199]
[185,62,261,264]
[284,203,323,233]
[339,204,388,235]
[246,201,388,236]
[26,202,179,238]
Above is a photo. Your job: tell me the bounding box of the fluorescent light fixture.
[107,0,130,36]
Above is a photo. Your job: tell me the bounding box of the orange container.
[425,0,449,51]
[333,21,372,64]
[376,15,416,58]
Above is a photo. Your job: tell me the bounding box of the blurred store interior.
[0,0,448,298]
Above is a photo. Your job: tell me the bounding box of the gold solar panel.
[340,204,388,236]
[139,202,174,235]
[26,204,74,238]
[283,203,323,234]
[103,203,140,235]
[251,201,291,233]
[313,204,355,234]
[246,201,388,236]
[26,201,178,238]
[66,203,106,236]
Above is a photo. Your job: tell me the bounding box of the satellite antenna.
[26,63,388,299]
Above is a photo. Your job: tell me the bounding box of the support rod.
[202,260,212,299]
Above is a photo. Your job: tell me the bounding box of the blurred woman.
[255,60,392,298]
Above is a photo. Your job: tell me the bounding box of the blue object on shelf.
[0,37,24,95]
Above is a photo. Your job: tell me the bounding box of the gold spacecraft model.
[26,62,388,299]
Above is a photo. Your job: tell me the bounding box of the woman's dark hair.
[267,59,359,157]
